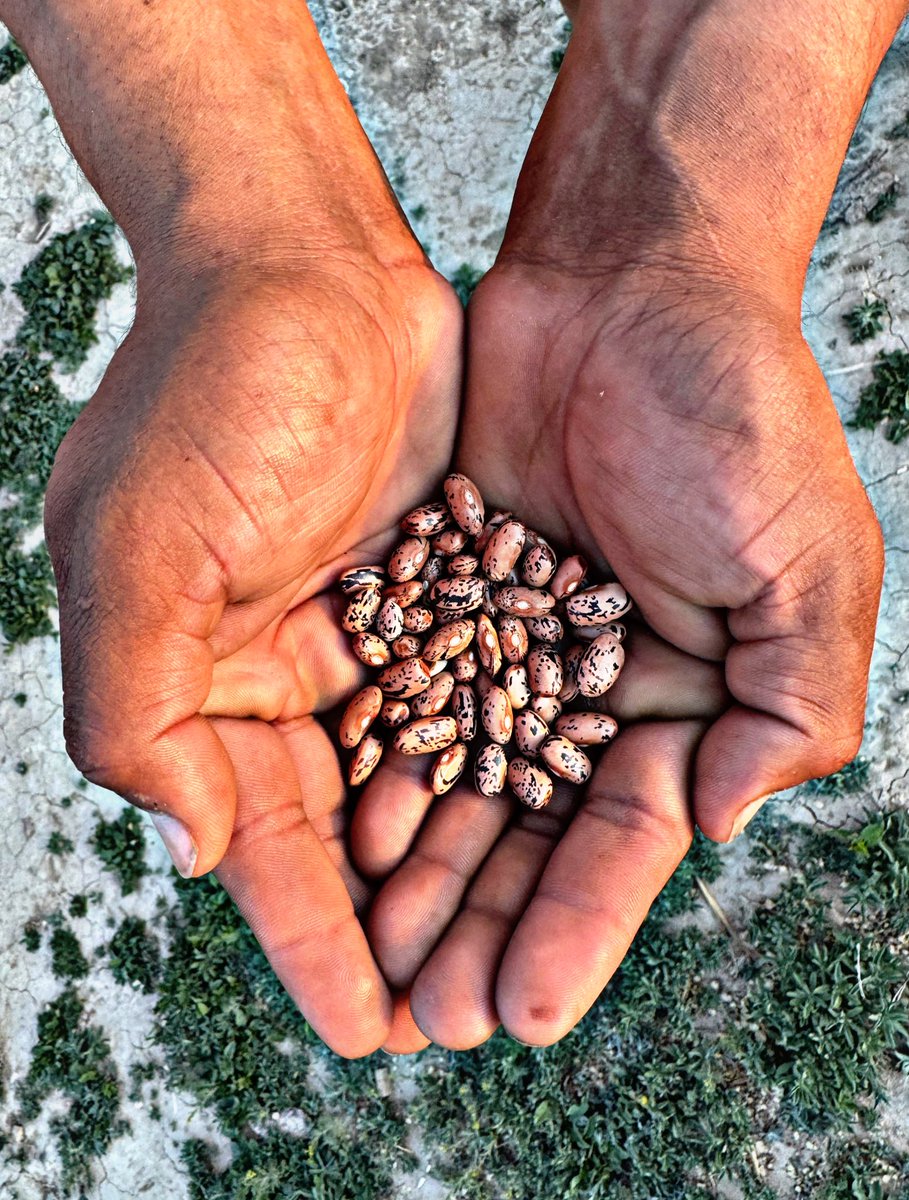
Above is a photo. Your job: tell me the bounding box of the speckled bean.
[550,554,587,600]
[558,643,584,702]
[380,699,410,728]
[522,541,557,587]
[339,565,385,595]
[423,618,476,663]
[352,632,392,668]
[566,582,632,627]
[498,616,529,663]
[514,709,550,756]
[375,597,404,641]
[411,671,455,717]
[474,743,508,796]
[403,605,434,633]
[420,555,444,589]
[377,657,433,698]
[577,632,625,698]
[508,758,554,809]
[449,553,480,576]
[339,685,383,748]
[393,715,459,755]
[427,657,449,677]
[431,575,485,612]
[526,646,564,697]
[453,683,478,741]
[503,663,532,710]
[433,528,469,555]
[530,694,563,724]
[349,734,383,786]
[401,502,450,537]
[492,586,556,618]
[525,615,564,643]
[604,621,627,643]
[388,535,431,583]
[482,520,527,582]
[443,472,485,536]
[392,634,423,659]
[554,712,619,745]
[476,613,503,677]
[342,587,382,633]
[383,580,424,608]
[431,742,468,796]
[481,685,513,745]
[474,510,512,553]
[540,735,592,784]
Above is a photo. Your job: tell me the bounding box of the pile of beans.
[336,473,631,809]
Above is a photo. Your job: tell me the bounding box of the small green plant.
[107,917,161,993]
[22,921,41,952]
[90,807,148,894]
[866,183,899,223]
[0,36,27,84]
[47,831,74,855]
[50,925,89,981]
[843,297,888,343]
[33,192,55,224]
[849,351,909,444]
[68,893,89,918]
[550,18,572,71]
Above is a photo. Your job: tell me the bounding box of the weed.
[0,36,26,84]
[47,831,74,855]
[803,756,871,796]
[50,925,89,981]
[843,297,889,343]
[22,921,41,952]
[450,263,484,306]
[90,807,148,894]
[867,184,899,224]
[849,350,909,442]
[68,893,89,918]
[107,916,161,993]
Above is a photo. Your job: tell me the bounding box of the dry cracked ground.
[1,4,909,1199]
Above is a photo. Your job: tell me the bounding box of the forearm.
[1,0,411,276]
[505,0,908,298]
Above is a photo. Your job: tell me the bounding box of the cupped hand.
[44,253,462,1056]
[358,254,882,1050]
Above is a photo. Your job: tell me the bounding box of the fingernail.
[151,813,198,877]
[730,793,774,840]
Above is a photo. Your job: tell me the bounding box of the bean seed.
[540,735,592,784]
[339,565,385,594]
[481,685,514,745]
[393,715,459,755]
[401,502,450,536]
[492,586,556,618]
[475,743,508,796]
[421,556,445,589]
[392,634,423,659]
[498,616,529,663]
[558,643,584,702]
[508,758,554,809]
[521,541,557,587]
[526,646,564,696]
[380,699,410,728]
[388,535,431,582]
[473,670,495,701]
[433,528,469,555]
[411,671,455,717]
[342,587,382,633]
[423,618,476,663]
[451,647,479,681]
[503,663,532,709]
[577,632,625,697]
[453,683,478,741]
[530,694,563,724]
[550,554,587,600]
[376,597,404,641]
[377,657,433,698]
[525,615,564,643]
[514,709,550,756]
[566,582,632,627]
[349,734,383,786]
[403,605,434,633]
[476,613,503,677]
[383,580,424,608]
[431,575,485,611]
[431,742,468,795]
[474,510,512,553]
[339,685,383,748]
[554,712,618,745]
[604,621,626,642]
[449,553,480,575]
[482,520,527,582]
[444,472,485,536]
[427,657,449,677]
[352,632,392,668]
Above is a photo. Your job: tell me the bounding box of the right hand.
[44,251,463,1057]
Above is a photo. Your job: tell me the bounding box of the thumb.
[47,501,237,878]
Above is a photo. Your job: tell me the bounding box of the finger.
[48,524,236,878]
[367,787,512,987]
[382,992,432,1055]
[211,717,392,1058]
[592,626,730,721]
[350,748,438,879]
[410,818,561,1050]
[695,498,883,841]
[495,721,700,1047]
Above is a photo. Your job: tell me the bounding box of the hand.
[356,0,888,1049]
[44,253,462,1057]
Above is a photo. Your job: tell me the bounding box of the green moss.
[47,831,75,855]
[866,184,899,224]
[849,349,909,443]
[13,213,133,372]
[16,987,127,1194]
[50,925,89,981]
[107,916,161,993]
[843,297,889,343]
[0,36,27,84]
[450,263,484,306]
[91,807,148,894]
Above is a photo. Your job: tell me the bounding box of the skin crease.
[2,0,902,1055]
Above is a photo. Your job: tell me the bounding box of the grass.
[848,350,909,444]
[843,297,889,343]
[90,807,148,894]
[50,924,90,981]
[106,916,162,993]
